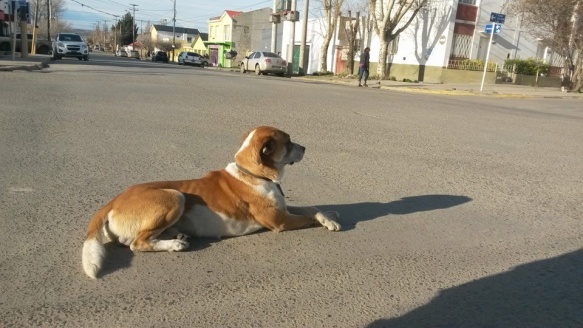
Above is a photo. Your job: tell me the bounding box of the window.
[253,52,261,59]
[224,25,231,41]
[458,0,476,4]
[187,37,192,43]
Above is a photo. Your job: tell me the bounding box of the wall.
[513,74,561,88]
[232,8,283,56]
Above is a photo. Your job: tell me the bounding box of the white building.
[280,0,558,82]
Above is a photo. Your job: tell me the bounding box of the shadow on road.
[367,249,583,327]
[99,238,213,278]
[316,194,472,231]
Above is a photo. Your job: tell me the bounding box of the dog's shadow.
[316,194,473,231]
[99,238,213,278]
[98,194,471,277]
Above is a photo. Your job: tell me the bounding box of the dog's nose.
[300,146,306,152]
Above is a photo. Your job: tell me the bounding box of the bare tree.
[344,10,360,74]
[368,0,427,79]
[30,0,69,39]
[137,21,154,56]
[156,40,182,53]
[508,0,582,92]
[319,0,344,72]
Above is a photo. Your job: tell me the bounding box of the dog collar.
[235,164,284,197]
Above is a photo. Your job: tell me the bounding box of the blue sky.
[62,0,282,32]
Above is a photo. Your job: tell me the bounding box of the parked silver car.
[240,51,287,76]
[177,51,209,67]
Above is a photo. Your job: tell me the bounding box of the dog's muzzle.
[288,144,305,165]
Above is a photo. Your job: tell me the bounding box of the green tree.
[116,12,138,46]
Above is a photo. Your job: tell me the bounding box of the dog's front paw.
[315,212,341,231]
[169,239,190,252]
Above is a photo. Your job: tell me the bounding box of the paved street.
[1,52,582,327]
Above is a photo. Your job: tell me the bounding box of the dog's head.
[234,126,305,183]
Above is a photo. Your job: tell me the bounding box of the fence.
[447,59,498,72]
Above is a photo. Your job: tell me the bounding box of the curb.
[0,58,50,72]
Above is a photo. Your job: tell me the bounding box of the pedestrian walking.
[358,47,370,87]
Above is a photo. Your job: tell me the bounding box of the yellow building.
[191,33,208,56]
[206,10,241,67]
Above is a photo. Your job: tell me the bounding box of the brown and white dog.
[82,126,341,279]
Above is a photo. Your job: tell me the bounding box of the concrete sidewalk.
[296,75,583,99]
[0,54,52,71]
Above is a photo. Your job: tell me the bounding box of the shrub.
[504,58,550,76]
[312,71,334,76]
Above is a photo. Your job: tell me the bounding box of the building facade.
[278,0,554,82]
[206,10,241,67]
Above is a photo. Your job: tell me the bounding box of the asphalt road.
[1,52,582,327]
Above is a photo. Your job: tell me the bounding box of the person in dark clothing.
[358,47,370,87]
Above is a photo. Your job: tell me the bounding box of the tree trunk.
[572,54,583,92]
[319,36,332,72]
[377,39,389,79]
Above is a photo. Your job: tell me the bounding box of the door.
[477,36,489,61]
[210,48,219,67]
[292,45,310,74]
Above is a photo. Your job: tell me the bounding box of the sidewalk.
[0,53,52,71]
[295,75,583,99]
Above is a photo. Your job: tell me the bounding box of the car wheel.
[240,63,246,73]
[255,64,261,75]
[201,61,207,68]
[0,42,10,51]
[37,45,50,54]
[277,73,285,77]
[83,55,89,61]
[77,57,83,60]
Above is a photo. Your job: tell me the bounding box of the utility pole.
[299,0,309,75]
[103,19,109,49]
[47,0,51,41]
[113,16,119,53]
[271,0,277,52]
[172,0,176,62]
[286,0,297,75]
[19,2,28,58]
[129,3,138,47]
[96,21,100,48]
[32,0,40,54]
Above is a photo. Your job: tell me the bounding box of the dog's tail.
[82,205,111,279]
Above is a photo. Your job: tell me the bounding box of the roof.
[225,10,242,18]
[209,10,242,22]
[152,25,200,35]
[199,33,208,41]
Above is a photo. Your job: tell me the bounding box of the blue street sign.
[490,12,506,24]
[485,23,502,34]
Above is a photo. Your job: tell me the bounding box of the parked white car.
[115,49,128,57]
[177,51,209,67]
[240,51,287,76]
[52,33,89,61]
[127,50,140,59]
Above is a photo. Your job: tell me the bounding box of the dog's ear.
[258,138,276,164]
[262,139,275,156]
